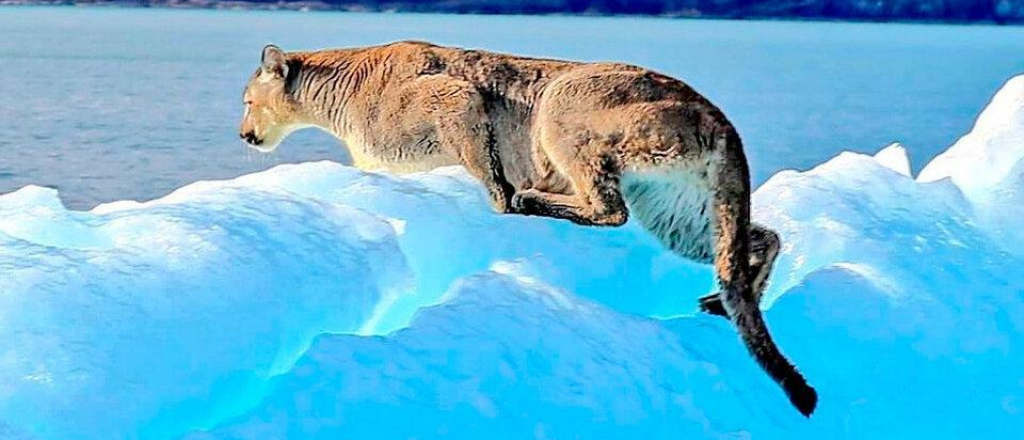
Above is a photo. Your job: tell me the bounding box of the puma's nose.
[240,131,262,146]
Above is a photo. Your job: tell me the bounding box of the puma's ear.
[261,44,288,78]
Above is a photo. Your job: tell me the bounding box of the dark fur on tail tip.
[703,292,818,416]
[783,372,818,416]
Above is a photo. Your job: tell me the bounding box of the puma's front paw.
[490,181,517,214]
[489,192,510,214]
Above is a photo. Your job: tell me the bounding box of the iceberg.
[919,74,1024,250]
[918,75,1024,200]
[2,75,1024,440]
[183,272,806,440]
[127,163,719,333]
[0,184,412,439]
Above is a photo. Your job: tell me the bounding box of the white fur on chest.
[621,163,716,263]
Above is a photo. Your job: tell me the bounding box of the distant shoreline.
[4,1,1023,25]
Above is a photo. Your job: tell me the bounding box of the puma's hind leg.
[699,223,781,317]
[509,144,628,227]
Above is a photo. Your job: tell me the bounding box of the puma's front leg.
[459,136,516,213]
[415,75,516,212]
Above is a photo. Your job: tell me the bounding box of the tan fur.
[239,41,817,416]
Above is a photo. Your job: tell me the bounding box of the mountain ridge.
[7,0,1024,24]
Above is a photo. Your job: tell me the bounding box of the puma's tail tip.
[783,374,818,417]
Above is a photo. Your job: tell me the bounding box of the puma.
[239,41,817,416]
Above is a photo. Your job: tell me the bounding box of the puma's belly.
[379,155,461,173]
[621,165,715,263]
[344,134,460,174]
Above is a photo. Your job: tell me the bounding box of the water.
[1,6,1022,210]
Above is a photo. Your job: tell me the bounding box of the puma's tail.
[714,131,818,417]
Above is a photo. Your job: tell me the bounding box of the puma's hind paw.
[509,189,543,216]
[698,292,728,318]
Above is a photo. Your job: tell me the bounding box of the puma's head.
[239,45,307,152]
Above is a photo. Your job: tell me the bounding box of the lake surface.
[1,6,1023,209]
